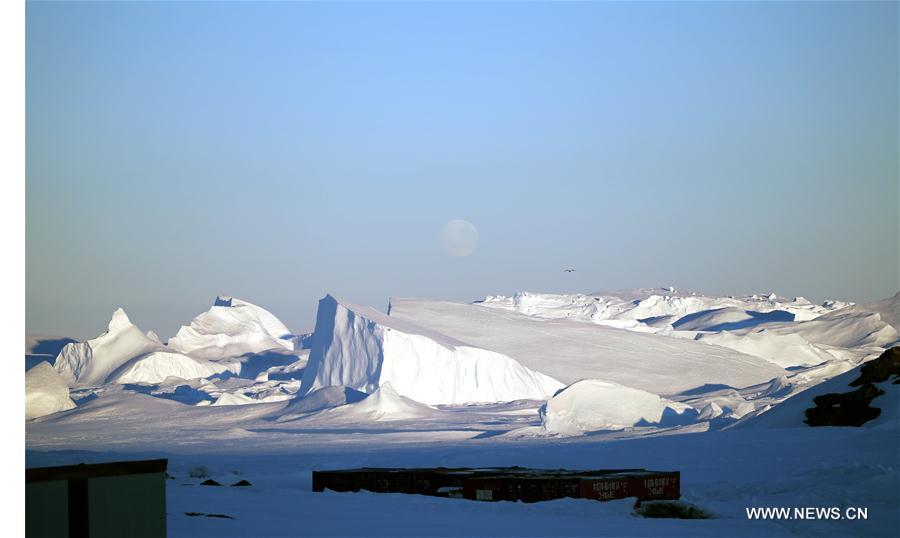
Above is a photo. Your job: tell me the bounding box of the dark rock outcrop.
[804,347,898,427]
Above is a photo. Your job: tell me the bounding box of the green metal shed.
[26,459,167,538]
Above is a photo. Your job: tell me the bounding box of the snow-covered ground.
[25,290,900,536]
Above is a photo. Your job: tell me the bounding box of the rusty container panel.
[462,477,582,503]
[579,472,679,502]
[635,472,680,501]
[313,467,680,504]
[579,477,632,501]
[313,468,467,496]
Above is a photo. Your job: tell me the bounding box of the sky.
[27,1,899,339]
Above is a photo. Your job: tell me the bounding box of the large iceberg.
[54,308,162,386]
[168,296,295,360]
[299,295,563,405]
[388,297,786,393]
[54,308,229,386]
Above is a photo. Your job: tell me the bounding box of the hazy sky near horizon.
[27,2,898,339]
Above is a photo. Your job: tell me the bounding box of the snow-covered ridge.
[475,289,891,369]
[168,296,295,360]
[695,293,898,367]
[479,289,849,329]
[300,295,563,405]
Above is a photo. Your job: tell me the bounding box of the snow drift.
[168,296,295,360]
[320,384,442,421]
[277,386,367,420]
[212,392,256,406]
[300,295,563,405]
[26,362,77,419]
[540,379,695,435]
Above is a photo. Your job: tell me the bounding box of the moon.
[440,219,479,257]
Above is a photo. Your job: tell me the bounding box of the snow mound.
[212,392,256,406]
[26,362,77,419]
[540,379,696,435]
[759,375,793,398]
[168,296,294,360]
[697,402,724,421]
[300,295,563,405]
[325,384,440,421]
[107,351,230,385]
[278,386,366,419]
[676,386,758,422]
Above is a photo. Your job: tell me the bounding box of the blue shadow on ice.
[673,309,794,332]
[123,383,214,405]
[635,407,701,428]
[234,350,301,380]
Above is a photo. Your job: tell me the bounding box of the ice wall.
[300,295,563,405]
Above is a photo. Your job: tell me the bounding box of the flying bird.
[564,268,576,273]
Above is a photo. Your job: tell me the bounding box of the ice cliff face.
[168,296,294,360]
[300,295,563,405]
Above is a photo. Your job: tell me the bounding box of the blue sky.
[27,2,898,338]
